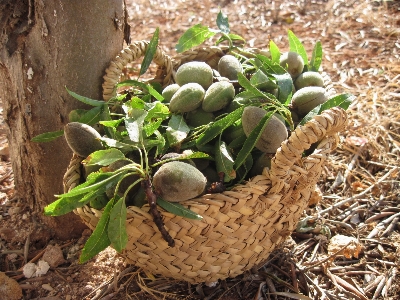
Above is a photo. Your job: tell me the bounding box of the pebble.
[42,244,66,268]
[42,283,54,291]
[0,272,23,300]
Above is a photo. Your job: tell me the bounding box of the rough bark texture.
[0,0,128,239]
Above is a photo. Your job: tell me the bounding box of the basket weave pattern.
[65,41,348,283]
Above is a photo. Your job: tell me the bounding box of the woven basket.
[64,41,348,284]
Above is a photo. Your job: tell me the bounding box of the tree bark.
[0,0,128,240]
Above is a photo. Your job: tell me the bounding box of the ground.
[0,0,399,299]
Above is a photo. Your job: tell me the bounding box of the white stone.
[27,67,34,80]
[36,260,50,276]
[23,263,37,278]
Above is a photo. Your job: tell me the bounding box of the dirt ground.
[1,0,399,299]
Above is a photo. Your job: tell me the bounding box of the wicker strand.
[269,107,347,194]
[102,41,174,101]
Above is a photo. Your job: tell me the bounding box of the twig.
[342,146,365,191]
[326,270,369,300]
[302,241,355,271]
[87,278,112,300]
[290,263,299,294]
[23,234,30,265]
[365,211,396,224]
[0,250,24,255]
[265,277,277,300]
[308,239,321,263]
[302,272,335,300]
[382,267,397,297]
[380,216,399,237]
[319,167,398,216]
[375,260,397,267]
[54,270,73,294]
[365,275,385,294]
[367,212,400,238]
[87,267,138,300]
[325,219,354,230]
[142,178,175,247]
[335,202,362,220]
[372,274,387,300]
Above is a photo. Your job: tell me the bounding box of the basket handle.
[269,107,348,194]
[102,41,174,101]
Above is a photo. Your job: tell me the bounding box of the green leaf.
[99,104,115,139]
[181,151,212,160]
[31,130,64,142]
[298,105,321,126]
[236,152,253,183]
[125,109,148,143]
[196,106,245,146]
[56,171,128,199]
[269,40,281,64]
[299,93,355,126]
[99,119,124,128]
[227,33,245,42]
[143,118,163,137]
[216,11,230,34]
[89,193,109,210]
[108,196,128,252]
[274,73,293,104]
[153,151,212,167]
[157,197,203,220]
[139,27,159,76]
[228,133,247,149]
[153,130,166,157]
[310,41,323,72]
[288,30,308,67]
[83,149,127,166]
[150,82,163,95]
[320,93,354,111]
[145,101,170,121]
[250,69,278,90]
[44,194,89,216]
[234,110,275,170]
[238,72,282,106]
[99,137,136,152]
[233,90,259,104]
[216,33,245,46]
[237,72,266,98]
[68,109,87,122]
[79,198,114,263]
[166,114,190,146]
[116,79,148,92]
[78,105,104,125]
[147,83,164,101]
[127,96,145,110]
[66,87,105,107]
[255,55,287,75]
[175,24,217,53]
[215,138,236,182]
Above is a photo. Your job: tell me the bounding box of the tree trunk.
[0,0,129,240]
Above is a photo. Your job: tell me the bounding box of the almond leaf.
[79,198,114,263]
[108,196,128,252]
[175,24,217,53]
[157,197,203,220]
